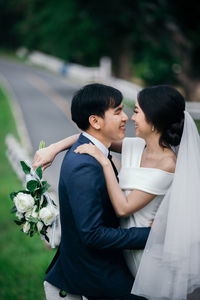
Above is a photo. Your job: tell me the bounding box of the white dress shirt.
[82,132,109,157]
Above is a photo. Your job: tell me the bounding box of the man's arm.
[65,157,150,250]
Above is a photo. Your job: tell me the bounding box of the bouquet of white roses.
[9,141,58,247]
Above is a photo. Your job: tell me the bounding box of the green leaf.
[41,182,51,194]
[30,230,35,237]
[39,140,46,149]
[9,192,18,201]
[41,195,48,207]
[28,223,35,237]
[40,226,47,235]
[44,234,49,242]
[34,198,40,206]
[35,166,42,179]
[28,217,38,224]
[13,190,30,195]
[10,205,17,214]
[14,219,24,226]
[27,180,38,192]
[20,161,31,174]
[51,199,56,206]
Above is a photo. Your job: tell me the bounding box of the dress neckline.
[138,142,174,175]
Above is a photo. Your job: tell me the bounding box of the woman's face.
[131,100,153,138]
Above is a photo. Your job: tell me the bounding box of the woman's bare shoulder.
[159,150,177,173]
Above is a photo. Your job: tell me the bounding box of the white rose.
[23,221,30,233]
[14,192,35,213]
[37,221,43,232]
[39,205,58,226]
[25,210,32,220]
[16,211,23,219]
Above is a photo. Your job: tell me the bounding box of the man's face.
[99,103,128,143]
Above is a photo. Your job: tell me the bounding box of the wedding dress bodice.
[118,137,174,276]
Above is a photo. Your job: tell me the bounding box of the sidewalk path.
[0,58,80,192]
[186,102,200,119]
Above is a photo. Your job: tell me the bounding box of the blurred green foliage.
[1,0,200,100]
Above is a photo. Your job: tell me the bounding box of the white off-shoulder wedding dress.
[118,137,174,277]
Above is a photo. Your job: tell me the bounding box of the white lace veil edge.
[132,111,200,300]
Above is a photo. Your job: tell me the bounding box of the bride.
[33,85,200,300]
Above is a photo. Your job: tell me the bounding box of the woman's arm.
[32,135,123,170]
[75,144,156,217]
[32,134,80,170]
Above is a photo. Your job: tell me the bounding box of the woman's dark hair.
[138,85,185,147]
[71,83,122,131]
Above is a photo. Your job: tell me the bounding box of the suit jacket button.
[59,290,67,297]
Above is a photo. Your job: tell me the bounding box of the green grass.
[195,120,200,133]
[0,85,56,300]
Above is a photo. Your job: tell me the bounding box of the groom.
[44,83,150,300]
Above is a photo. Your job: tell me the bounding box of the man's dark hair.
[71,83,123,130]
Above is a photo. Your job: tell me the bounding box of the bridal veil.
[132,111,200,300]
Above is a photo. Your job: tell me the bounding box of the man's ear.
[89,115,101,130]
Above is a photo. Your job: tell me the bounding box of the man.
[44,83,150,300]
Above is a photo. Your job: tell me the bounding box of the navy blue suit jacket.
[45,134,150,298]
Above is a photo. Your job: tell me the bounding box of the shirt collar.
[82,132,109,157]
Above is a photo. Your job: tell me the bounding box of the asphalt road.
[0,57,135,193]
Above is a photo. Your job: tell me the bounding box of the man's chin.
[117,133,126,140]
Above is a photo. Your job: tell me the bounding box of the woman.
[33,85,200,299]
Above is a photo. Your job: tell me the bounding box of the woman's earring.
[152,125,154,132]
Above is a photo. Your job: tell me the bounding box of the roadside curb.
[0,73,33,154]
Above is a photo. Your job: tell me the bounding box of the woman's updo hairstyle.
[138,85,185,147]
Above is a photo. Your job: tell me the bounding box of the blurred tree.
[79,0,142,79]
[135,0,200,100]
[0,0,26,49]
[167,0,200,100]
[14,0,101,65]
[1,0,200,100]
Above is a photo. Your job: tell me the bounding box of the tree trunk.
[167,22,200,101]
[112,38,132,80]
[177,72,200,102]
